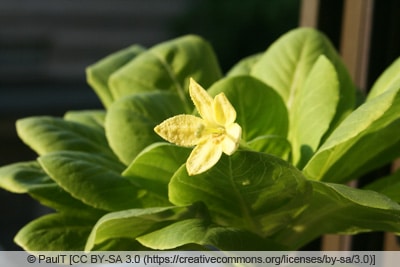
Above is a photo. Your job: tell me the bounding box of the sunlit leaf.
[367,57,400,100]
[303,87,400,182]
[289,55,340,168]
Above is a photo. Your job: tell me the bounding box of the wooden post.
[299,0,320,28]
[340,0,374,91]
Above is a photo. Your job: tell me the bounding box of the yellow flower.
[154,78,242,175]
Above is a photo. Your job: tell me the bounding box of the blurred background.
[0,0,299,250]
[1,0,400,251]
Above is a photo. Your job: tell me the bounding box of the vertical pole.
[299,0,320,27]
[340,0,374,91]
[322,0,374,251]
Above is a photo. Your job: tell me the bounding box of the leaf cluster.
[1,29,400,251]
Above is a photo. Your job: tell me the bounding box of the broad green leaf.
[251,28,355,124]
[290,55,340,168]
[364,170,400,203]
[0,161,52,194]
[123,143,191,201]
[16,116,119,162]
[0,161,105,216]
[247,135,291,160]
[38,151,160,211]
[273,181,400,250]
[226,53,262,77]
[207,76,289,155]
[137,218,286,250]
[84,205,195,251]
[86,44,146,108]
[91,238,145,251]
[105,91,186,165]
[367,57,400,100]
[15,213,96,251]
[109,35,222,111]
[169,151,311,237]
[64,110,106,132]
[303,87,400,182]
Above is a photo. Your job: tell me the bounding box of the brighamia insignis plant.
[1,28,400,251]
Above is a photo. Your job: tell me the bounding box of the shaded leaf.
[109,35,222,111]
[207,76,289,157]
[364,170,400,203]
[84,205,196,251]
[16,116,119,162]
[137,218,287,250]
[64,110,106,132]
[86,44,146,108]
[247,135,291,160]
[169,151,311,237]
[105,91,186,165]
[226,53,262,77]
[0,161,105,216]
[123,143,191,201]
[38,151,157,211]
[273,181,400,249]
[15,213,96,251]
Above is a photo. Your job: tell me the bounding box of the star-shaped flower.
[154,78,242,175]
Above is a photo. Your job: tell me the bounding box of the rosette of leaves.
[1,28,400,251]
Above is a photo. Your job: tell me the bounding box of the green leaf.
[15,213,96,251]
[290,55,340,168]
[137,218,286,250]
[105,91,186,165]
[364,170,400,203]
[207,76,289,157]
[84,205,194,251]
[251,28,355,126]
[303,87,400,182]
[169,151,311,237]
[247,135,291,160]
[91,238,145,251]
[123,143,191,201]
[38,151,152,211]
[0,161,52,194]
[109,35,222,111]
[16,116,118,161]
[86,44,146,108]
[0,161,105,216]
[367,57,400,100]
[226,53,262,77]
[64,110,106,132]
[273,181,400,250]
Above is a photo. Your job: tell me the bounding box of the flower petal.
[154,114,205,147]
[222,123,242,155]
[213,92,237,125]
[189,78,215,123]
[186,139,222,175]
